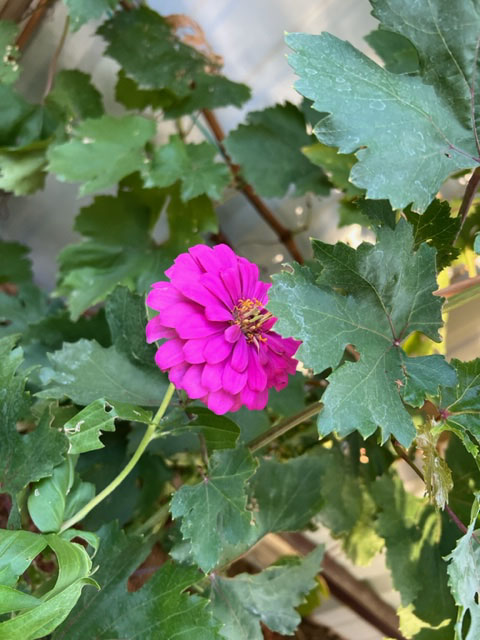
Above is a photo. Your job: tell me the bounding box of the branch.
[454,166,480,242]
[202,108,305,264]
[42,14,69,100]
[391,438,477,540]
[15,0,54,51]
[247,401,323,452]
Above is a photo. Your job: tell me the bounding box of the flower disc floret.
[146,244,301,414]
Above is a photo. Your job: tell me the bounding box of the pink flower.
[146,244,301,414]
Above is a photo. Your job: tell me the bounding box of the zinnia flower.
[145,244,301,414]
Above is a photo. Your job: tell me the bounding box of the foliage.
[2,1,480,639]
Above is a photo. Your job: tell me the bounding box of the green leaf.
[115,69,174,111]
[401,353,457,408]
[63,0,118,31]
[405,199,461,270]
[286,31,477,212]
[47,115,155,195]
[0,587,40,616]
[445,498,480,640]
[417,424,453,510]
[27,458,75,532]
[56,191,160,319]
[0,21,20,85]
[302,142,362,197]
[269,221,443,445]
[38,338,168,407]
[210,546,324,639]
[475,233,480,254]
[98,7,249,115]
[225,102,330,198]
[439,359,480,446]
[170,447,257,572]
[162,407,240,450]
[0,534,96,640]
[373,473,456,632]
[0,240,32,284]
[105,285,158,369]
[63,398,151,454]
[0,530,47,587]
[47,70,103,120]
[364,28,420,75]
[0,335,68,502]
[0,145,47,195]
[144,135,230,201]
[54,522,220,640]
[370,0,478,129]
[163,73,250,119]
[357,198,396,229]
[248,454,324,536]
[313,448,383,565]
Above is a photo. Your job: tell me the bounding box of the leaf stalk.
[59,382,176,532]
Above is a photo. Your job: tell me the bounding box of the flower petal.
[231,337,249,372]
[247,350,267,391]
[181,364,208,399]
[183,339,207,364]
[225,323,242,343]
[201,362,224,392]
[146,316,177,343]
[203,334,233,364]
[207,389,235,414]
[241,386,268,411]
[223,361,248,394]
[155,339,185,370]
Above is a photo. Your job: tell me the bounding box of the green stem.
[60,383,176,533]
[247,401,323,453]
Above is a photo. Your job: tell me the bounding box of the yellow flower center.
[233,298,272,345]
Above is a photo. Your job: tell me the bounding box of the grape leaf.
[0,240,32,284]
[163,73,250,119]
[373,474,456,632]
[47,115,155,195]
[0,335,68,502]
[177,454,327,569]
[439,359,480,446]
[313,448,383,565]
[63,398,151,455]
[364,28,420,75]
[105,286,158,371]
[144,135,230,201]
[54,522,220,640]
[405,199,461,270]
[56,187,215,319]
[38,338,168,407]
[170,447,257,572]
[0,145,47,195]
[224,102,330,198]
[269,221,443,445]
[56,191,161,319]
[115,69,174,111]
[162,407,240,450]
[370,0,479,128]
[210,546,324,640]
[0,21,20,85]
[401,353,457,408]
[302,142,362,197]
[47,70,103,121]
[63,0,118,31]
[286,31,477,212]
[445,498,480,640]
[98,6,249,114]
